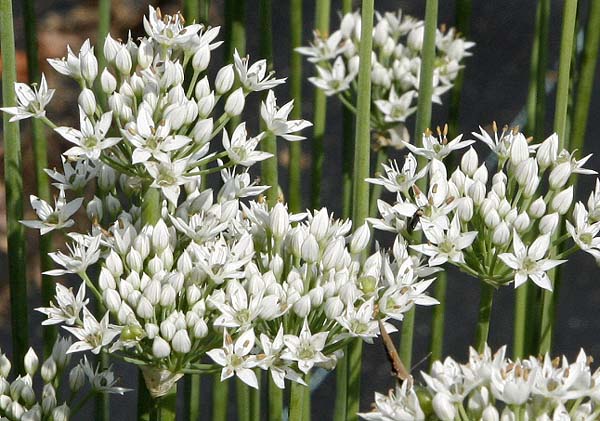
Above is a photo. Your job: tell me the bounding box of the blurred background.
[1,0,599,418]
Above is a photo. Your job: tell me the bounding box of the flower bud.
[0,354,11,377]
[301,234,320,263]
[322,238,344,271]
[215,64,235,94]
[146,255,164,277]
[484,209,501,229]
[69,365,85,392]
[473,164,488,184]
[80,50,98,85]
[103,34,121,64]
[172,330,192,353]
[293,295,311,318]
[539,212,559,235]
[152,336,171,358]
[134,234,151,260]
[482,405,500,421]
[52,404,69,421]
[9,402,24,420]
[514,212,531,233]
[548,161,572,190]
[461,147,478,177]
[468,181,486,206]
[528,197,546,219]
[115,46,132,75]
[492,222,510,246]
[515,158,538,186]
[126,249,143,273]
[270,203,289,240]
[160,321,177,342]
[41,358,57,383]
[101,68,117,94]
[193,319,208,338]
[197,92,216,118]
[224,88,245,116]
[160,284,177,307]
[536,133,558,169]
[23,348,39,376]
[432,393,457,421]
[152,220,170,252]
[78,88,96,116]
[137,38,154,69]
[192,44,211,72]
[104,288,122,312]
[510,133,529,164]
[86,195,104,222]
[350,223,371,254]
[136,296,154,319]
[456,197,474,222]
[551,186,574,215]
[194,76,211,100]
[407,26,424,51]
[41,383,56,415]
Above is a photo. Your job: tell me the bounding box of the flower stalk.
[269,376,283,421]
[475,283,495,352]
[289,382,305,421]
[288,0,304,212]
[310,0,331,209]
[1,0,29,375]
[539,0,579,355]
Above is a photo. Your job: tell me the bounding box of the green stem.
[138,372,152,421]
[310,0,331,210]
[268,376,283,421]
[184,0,200,23]
[153,384,177,421]
[142,187,161,225]
[236,379,250,421]
[513,284,528,358]
[447,0,471,136]
[398,308,415,368]
[1,0,29,375]
[428,272,447,366]
[96,0,111,106]
[288,382,305,421]
[340,0,354,219]
[475,283,495,352]
[346,340,363,421]
[302,373,311,421]
[23,0,54,357]
[96,353,110,421]
[251,369,261,421]
[184,375,201,421]
[570,0,600,155]
[200,0,211,22]
[288,0,303,213]
[540,0,579,355]
[259,0,278,207]
[333,352,347,421]
[368,149,388,218]
[212,377,229,421]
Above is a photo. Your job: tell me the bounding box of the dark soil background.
[1,0,600,419]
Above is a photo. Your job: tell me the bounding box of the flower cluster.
[297,9,473,148]
[361,344,600,420]
[0,338,127,421]
[6,5,440,396]
[368,124,599,291]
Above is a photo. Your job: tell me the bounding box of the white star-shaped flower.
[21,187,82,234]
[63,308,120,354]
[281,319,330,374]
[207,329,259,388]
[499,232,565,290]
[0,73,55,121]
[55,109,120,160]
[260,90,312,141]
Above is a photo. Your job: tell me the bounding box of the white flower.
[260,90,312,141]
[63,309,120,354]
[21,188,82,234]
[55,109,120,160]
[45,156,96,192]
[233,50,286,92]
[222,123,271,166]
[336,300,386,343]
[308,57,357,96]
[79,356,130,394]
[47,39,93,79]
[404,130,474,161]
[499,232,565,291]
[207,329,259,388]
[257,326,306,389]
[144,158,190,206]
[366,154,427,194]
[45,235,102,276]
[411,217,477,266]
[211,281,278,329]
[359,381,425,421]
[295,30,351,63]
[374,89,417,123]
[36,282,88,325]
[143,6,201,47]
[123,106,191,164]
[281,320,330,374]
[0,74,55,121]
[490,361,536,405]
[566,202,600,261]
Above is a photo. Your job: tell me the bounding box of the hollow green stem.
[540,0,579,355]
[570,0,600,155]
[368,149,388,218]
[340,0,353,219]
[1,0,29,375]
[429,272,447,366]
[153,384,177,421]
[346,340,363,421]
[224,0,245,132]
[310,0,331,209]
[237,379,250,421]
[398,308,415,368]
[212,377,228,421]
[475,283,495,352]
[303,373,311,421]
[184,0,200,23]
[184,375,201,421]
[142,187,161,225]
[23,0,55,357]
[513,284,528,358]
[288,0,304,212]
[268,376,283,421]
[447,0,471,136]
[138,372,152,421]
[288,382,305,421]
[251,369,261,420]
[333,353,347,421]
